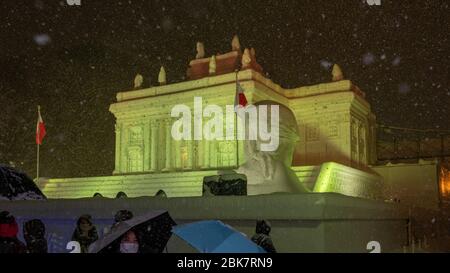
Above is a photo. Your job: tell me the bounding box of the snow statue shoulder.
[332,64,344,81]
[134,73,143,89]
[236,101,310,195]
[196,42,205,59]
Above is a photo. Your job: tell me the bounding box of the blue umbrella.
[172,220,266,253]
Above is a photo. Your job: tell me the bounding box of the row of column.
[114,119,242,174]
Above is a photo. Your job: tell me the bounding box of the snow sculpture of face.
[237,101,309,195]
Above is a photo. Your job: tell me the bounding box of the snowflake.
[398,83,410,94]
[320,60,333,70]
[33,34,51,46]
[362,52,376,65]
[392,56,401,66]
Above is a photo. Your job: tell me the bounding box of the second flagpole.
[235,70,239,166]
[36,105,40,182]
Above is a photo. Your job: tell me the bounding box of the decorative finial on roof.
[241,48,252,69]
[134,73,143,89]
[332,64,344,81]
[196,42,205,59]
[231,35,241,51]
[158,66,166,85]
[209,55,216,75]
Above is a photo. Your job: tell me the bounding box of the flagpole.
[37,141,40,181]
[235,70,239,166]
[36,105,40,182]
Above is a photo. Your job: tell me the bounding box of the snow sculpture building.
[39,37,381,199]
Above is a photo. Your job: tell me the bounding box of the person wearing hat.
[71,214,98,253]
[251,220,277,253]
[23,219,47,253]
[99,210,135,253]
[0,211,26,253]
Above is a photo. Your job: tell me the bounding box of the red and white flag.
[36,107,46,145]
[234,80,248,110]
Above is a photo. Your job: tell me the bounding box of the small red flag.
[234,81,248,109]
[36,107,46,145]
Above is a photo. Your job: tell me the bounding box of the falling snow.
[33,34,51,46]
[0,0,448,179]
[362,52,376,66]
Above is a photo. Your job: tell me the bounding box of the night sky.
[0,0,449,178]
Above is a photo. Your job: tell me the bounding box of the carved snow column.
[157,120,165,171]
[121,124,129,173]
[368,113,377,165]
[351,118,359,167]
[359,123,367,166]
[341,113,351,166]
[150,121,158,172]
[114,122,122,174]
[174,139,181,170]
[193,141,200,169]
[235,115,245,167]
[197,139,204,169]
[203,140,210,169]
[186,139,193,170]
[143,122,151,171]
[210,141,217,168]
[163,118,173,171]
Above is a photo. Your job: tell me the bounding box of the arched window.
[155,190,167,197]
[116,191,127,198]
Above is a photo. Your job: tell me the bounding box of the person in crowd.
[23,219,47,253]
[119,230,140,253]
[99,210,136,253]
[0,211,26,253]
[113,209,134,227]
[251,220,277,253]
[71,214,98,253]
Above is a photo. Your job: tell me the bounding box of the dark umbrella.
[88,210,176,253]
[0,165,46,200]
